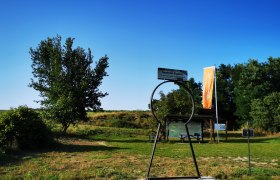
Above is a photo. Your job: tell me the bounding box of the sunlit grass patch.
[0,124,279,179]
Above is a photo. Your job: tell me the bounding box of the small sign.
[158,68,188,81]
[242,129,254,137]
[214,123,226,130]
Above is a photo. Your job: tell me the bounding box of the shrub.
[88,111,155,129]
[0,106,53,150]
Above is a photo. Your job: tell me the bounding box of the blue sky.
[1,0,280,110]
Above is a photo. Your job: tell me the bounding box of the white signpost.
[158,68,188,81]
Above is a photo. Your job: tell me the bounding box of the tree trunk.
[62,123,70,135]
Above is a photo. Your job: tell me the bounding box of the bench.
[180,133,201,143]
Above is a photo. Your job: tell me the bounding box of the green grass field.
[0,124,279,179]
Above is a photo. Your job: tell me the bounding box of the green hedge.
[0,106,53,150]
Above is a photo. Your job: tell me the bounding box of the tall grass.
[1,113,279,179]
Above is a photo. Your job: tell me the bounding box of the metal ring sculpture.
[150,80,195,125]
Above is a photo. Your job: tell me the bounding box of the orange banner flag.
[202,66,215,109]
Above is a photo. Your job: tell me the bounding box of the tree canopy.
[29,36,109,133]
[250,92,280,132]
[153,57,280,132]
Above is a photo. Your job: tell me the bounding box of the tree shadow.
[0,151,27,166]
[220,137,277,143]
[0,140,125,167]
[92,138,149,143]
[52,143,123,153]
[56,132,150,144]
[197,136,279,144]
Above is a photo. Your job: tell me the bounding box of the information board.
[168,121,202,138]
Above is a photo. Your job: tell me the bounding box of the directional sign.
[158,68,188,81]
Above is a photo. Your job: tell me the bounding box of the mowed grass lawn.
[0,124,279,179]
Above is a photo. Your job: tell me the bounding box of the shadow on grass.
[204,132,267,138]
[219,137,279,143]
[93,136,279,144]
[54,130,279,144]
[52,142,123,153]
[91,136,279,144]
[0,140,124,167]
[56,132,150,144]
[69,135,279,144]
[92,138,149,143]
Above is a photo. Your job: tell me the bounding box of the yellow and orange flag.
[202,66,215,109]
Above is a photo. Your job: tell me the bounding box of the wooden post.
[225,120,228,141]
[201,120,204,143]
[210,119,215,142]
[210,119,212,142]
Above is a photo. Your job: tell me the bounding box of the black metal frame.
[146,80,201,180]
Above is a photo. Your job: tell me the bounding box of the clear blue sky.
[1,0,280,110]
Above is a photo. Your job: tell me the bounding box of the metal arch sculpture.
[146,80,201,180]
[150,80,195,126]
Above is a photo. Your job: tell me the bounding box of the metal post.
[247,121,251,176]
[146,123,161,180]
[214,66,219,143]
[185,124,201,178]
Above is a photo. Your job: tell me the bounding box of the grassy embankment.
[0,111,279,179]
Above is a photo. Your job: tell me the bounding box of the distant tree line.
[153,57,280,133]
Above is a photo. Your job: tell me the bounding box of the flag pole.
[214,66,220,143]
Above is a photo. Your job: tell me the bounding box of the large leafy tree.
[216,64,236,129]
[234,60,271,125]
[249,58,280,132]
[250,92,280,132]
[266,57,280,92]
[29,36,109,133]
[230,58,280,128]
